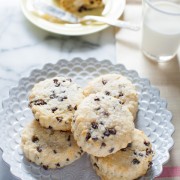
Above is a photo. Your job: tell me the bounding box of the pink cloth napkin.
[157,166,180,178]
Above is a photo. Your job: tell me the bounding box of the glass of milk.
[142,0,180,62]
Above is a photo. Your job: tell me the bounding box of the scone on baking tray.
[59,0,104,13]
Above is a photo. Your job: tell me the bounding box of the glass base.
[143,50,175,63]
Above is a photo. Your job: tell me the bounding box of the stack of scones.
[21,74,154,179]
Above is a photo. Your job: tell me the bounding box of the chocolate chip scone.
[72,93,134,157]
[21,120,84,169]
[83,74,138,119]
[59,0,104,13]
[91,129,154,180]
[29,77,84,131]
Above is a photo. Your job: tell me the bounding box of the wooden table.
[116,3,180,179]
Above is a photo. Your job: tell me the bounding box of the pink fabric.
[157,167,180,178]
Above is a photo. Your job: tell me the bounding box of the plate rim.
[20,0,126,36]
[0,58,175,180]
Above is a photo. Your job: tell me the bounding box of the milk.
[142,1,180,61]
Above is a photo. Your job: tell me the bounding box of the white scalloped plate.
[0,58,174,180]
[20,0,126,36]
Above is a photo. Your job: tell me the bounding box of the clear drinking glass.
[142,0,180,62]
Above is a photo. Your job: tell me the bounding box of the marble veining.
[0,0,115,179]
[0,2,115,105]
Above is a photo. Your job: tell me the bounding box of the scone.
[21,120,84,169]
[72,93,134,157]
[83,74,138,119]
[59,0,104,13]
[29,77,84,131]
[91,129,154,180]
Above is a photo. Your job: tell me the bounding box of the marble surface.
[0,0,116,179]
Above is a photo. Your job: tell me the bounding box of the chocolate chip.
[105,91,110,95]
[66,158,69,161]
[78,5,87,12]
[144,141,150,146]
[109,148,114,153]
[56,117,63,122]
[101,142,106,147]
[52,107,58,113]
[67,135,71,141]
[104,128,116,136]
[53,150,57,154]
[32,136,39,143]
[90,0,94,4]
[37,146,42,153]
[48,126,53,129]
[43,165,48,170]
[102,79,107,85]
[104,129,110,136]
[78,151,82,155]
[109,128,116,135]
[36,119,39,122]
[86,132,91,141]
[59,96,67,101]
[93,163,99,169]
[146,148,153,156]
[53,79,60,87]
[80,147,83,151]
[148,161,153,168]
[92,137,98,141]
[134,151,144,157]
[94,97,100,101]
[127,143,132,148]
[50,92,58,99]
[33,99,47,106]
[91,122,98,129]
[119,101,124,105]
[132,158,140,164]
[103,111,109,117]
[74,105,77,110]
[67,105,73,111]
[53,79,58,84]
[121,148,127,152]
[100,122,104,125]
[119,92,123,97]
[56,163,60,167]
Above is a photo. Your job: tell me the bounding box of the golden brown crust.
[91,129,154,180]
[59,0,104,13]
